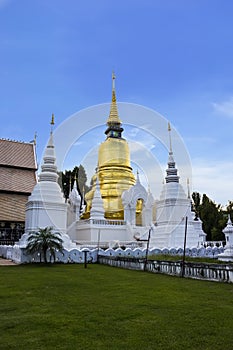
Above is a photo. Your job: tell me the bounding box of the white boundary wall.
[0,244,224,264]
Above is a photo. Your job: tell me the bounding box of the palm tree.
[26,227,64,263]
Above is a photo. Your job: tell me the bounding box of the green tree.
[198,194,225,241]
[192,192,201,220]
[58,164,90,202]
[26,227,64,263]
[77,165,88,193]
[226,201,233,217]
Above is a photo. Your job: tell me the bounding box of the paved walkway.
[0,258,17,266]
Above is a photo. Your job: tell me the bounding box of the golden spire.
[107,72,121,124]
[112,71,116,101]
[168,122,172,154]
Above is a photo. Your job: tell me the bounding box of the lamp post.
[82,248,90,268]
[181,216,188,278]
[144,228,152,271]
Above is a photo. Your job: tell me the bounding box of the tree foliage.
[192,192,229,241]
[26,227,64,263]
[226,200,233,216]
[58,164,90,201]
[192,192,201,220]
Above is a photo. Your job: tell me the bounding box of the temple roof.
[0,138,37,223]
[0,193,28,221]
[0,167,36,194]
[0,139,37,169]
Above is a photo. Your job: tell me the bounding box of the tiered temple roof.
[0,139,37,222]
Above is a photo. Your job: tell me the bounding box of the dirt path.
[0,258,17,266]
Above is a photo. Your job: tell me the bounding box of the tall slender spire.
[50,113,55,134]
[108,71,120,121]
[90,176,105,219]
[69,172,81,208]
[165,122,179,184]
[105,72,123,137]
[112,71,116,101]
[74,172,78,190]
[168,122,172,154]
[38,121,58,183]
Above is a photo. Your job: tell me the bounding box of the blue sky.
[0,0,233,205]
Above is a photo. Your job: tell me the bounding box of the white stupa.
[90,177,105,220]
[19,116,75,249]
[67,176,81,224]
[218,215,233,262]
[150,123,206,248]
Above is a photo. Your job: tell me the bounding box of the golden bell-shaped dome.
[82,73,135,219]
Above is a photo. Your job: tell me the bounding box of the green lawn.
[0,264,232,350]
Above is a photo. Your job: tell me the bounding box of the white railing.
[78,219,126,226]
[198,241,224,248]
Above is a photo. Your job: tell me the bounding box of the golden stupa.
[82,73,136,219]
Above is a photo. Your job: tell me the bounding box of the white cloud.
[212,96,233,118]
[191,158,233,206]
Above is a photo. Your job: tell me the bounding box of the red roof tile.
[0,167,36,193]
[0,193,28,221]
[0,139,37,169]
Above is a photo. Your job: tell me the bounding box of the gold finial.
[112,71,116,102]
[107,72,121,124]
[168,121,172,154]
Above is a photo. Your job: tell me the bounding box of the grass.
[0,264,233,350]
[148,254,232,264]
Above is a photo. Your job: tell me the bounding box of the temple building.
[66,75,205,248]
[0,139,37,243]
[16,74,206,250]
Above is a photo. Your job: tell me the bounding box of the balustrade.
[98,256,233,283]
